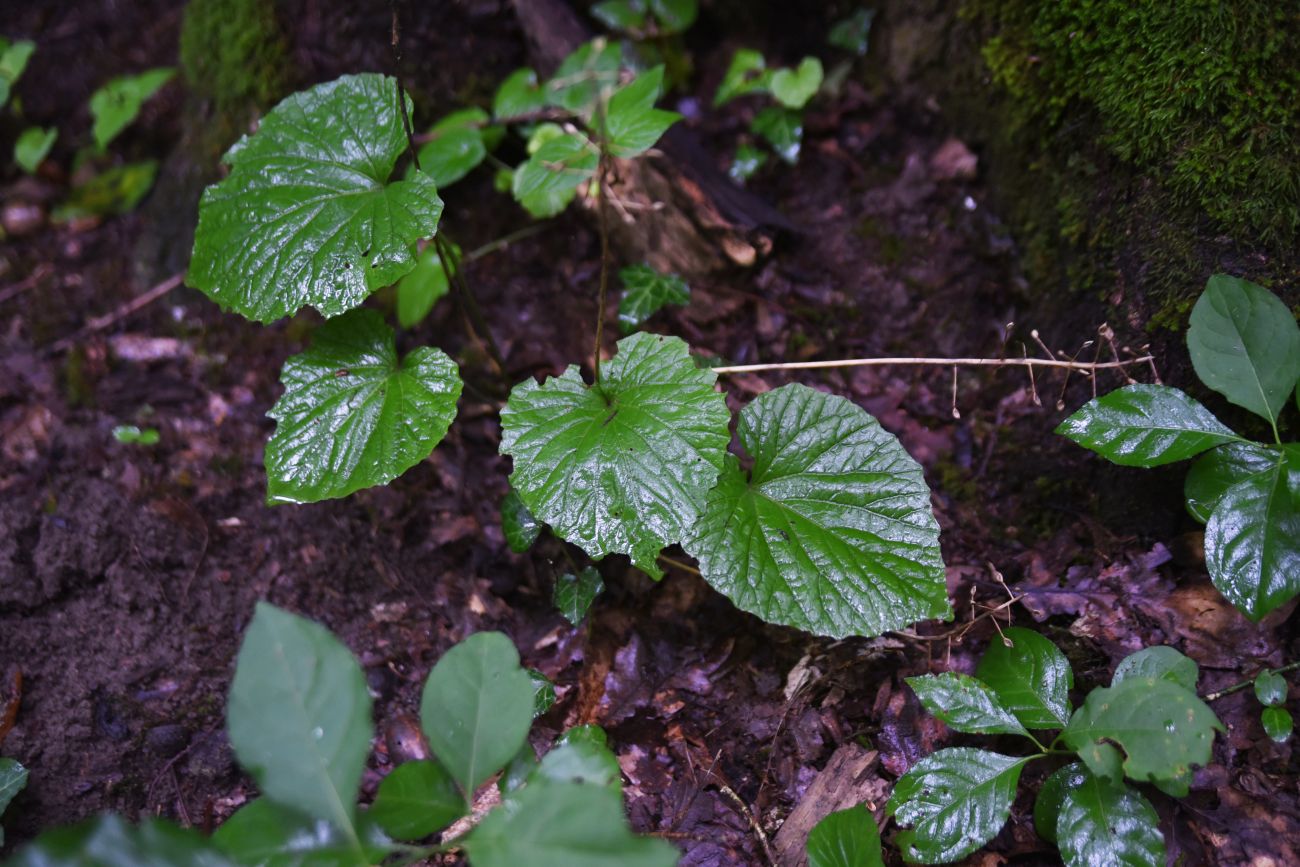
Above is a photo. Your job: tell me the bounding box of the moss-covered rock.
[179,0,289,112]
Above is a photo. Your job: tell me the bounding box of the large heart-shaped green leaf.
[1184,442,1279,523]
[770,57,823,109]
[1188,274,1300,428]
[420,632,535,801]
[10,815,235,867]
[684,383,950,638]
[369,760,464,841]
[887,748,1032,864]
[1061,676,1222,789]
[1204,457,1300,620]
[264,309,462,504]
[463,780,678,867]
[227,603,372,843]
[189,74,443,323]
[1055,766,1164,867]
[906,673,1029,736]
[618,264,690,333]
[1056,384,1242,467]
[806,806,885,867]
[975,627,1073,729]
[602,66,680,158]
[501,332,730,578]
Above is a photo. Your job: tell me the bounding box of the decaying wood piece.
[771,742,881,867]
[510,0,794,278]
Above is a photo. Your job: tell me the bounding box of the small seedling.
[1059,274,1300,621]
[714,48,824,168]
[111,424,159,445]
[1253,668,1293,743]
[88,68,174,151]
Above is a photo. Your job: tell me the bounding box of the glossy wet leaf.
[555,566,605,625]
[806,805,885,867]
[617,263,690,332]
[770,57,823,109]
[213,798,390,866]
[752,106,802,163]
[52,160,158,220]
[603,66,680,158]
[14,126,56,174]
[1204,456,1300,619]
[1254,670,1288,706]
[546,40,623,118]
[1262,706,1293,743]
[228,603,372,835]
[1033,763,1073,844]
[501,332,730,578]
[9,815,234,867]
[1184,442,1278,523]
[1112,646,1199,691]
[0,757,26,846]
[369,760,464,840]
[512,131,597,218]
[1056,385,1241,467]
[499,745,539,795]
[887,748,1031,864]
[529,668,556,717]
[1061,676,1222,788]
[395,243,453,329]
[0,39,35,109]
[502,488,543,552]
[89,67,173,150]
[415,108,491,189]
[1187,274,1300,427]
[729,142,768,183]
[684,383,950,638]
[189,74,443,323]
[494,68,547,122]
[906,673,1029,736]
[974,627,1073,729]
[714,49,769,106]
[264,309,462,504]
[1055,767,1164,867]
[829,9,875,56]
[420,631,534,799]
[530,739,621,790]
[463,780,678,867]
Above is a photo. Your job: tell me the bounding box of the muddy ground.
[0,1,1296,864]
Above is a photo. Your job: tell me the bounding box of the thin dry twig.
[50,272,185,354]
[710,354,1154,375]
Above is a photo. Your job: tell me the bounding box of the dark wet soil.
[1,2,1296,865]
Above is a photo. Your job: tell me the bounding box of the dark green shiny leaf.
[529,668,556,717]
[463,780,678,867]
[369,760,463,841]
[502,488,542,553]
[752,106,802,163]
[89,68,173,149]
[1184,443,1278,523]
[420,632,534,799]
[228,603,372,836]
[1056,385,1241,467]
[1112,646,1199,691]
[530,740,621,790]
[9,815,233,867]
[213,798,389,866]
[0,757,27,816]
[887,748,1032,864]
[264,309,462,504]
[1254,670,1288,706]
[769,57,822,109]
[498,744,539,795]
[603,66,680,158]
[395,243,453,329]
[501,332,731,579]
[1033,763,1074,844]
[1061,677,1222,788]
[1262,707,1293,743]
[1205,459,1300,620]
[617,264,689,333]
[975,626,1073,729]
[906,673,1029,736]
[684,383,950,638]
[1188,274,1300,427]
[189,74,443,323]
[806,805,884,867]
[555,566,604,625]
[1055,768,1163,867]
[512,131,597,218]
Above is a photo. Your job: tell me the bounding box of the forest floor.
[0,1,1296,865]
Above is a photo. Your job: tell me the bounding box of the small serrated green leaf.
[975,627,1073,729]
[769,57,823,109]
[1055,768,1164,867]
[752,106,802,163]
[1204,458,1300,620]
[189,74,443,323]
[1188,274,1300,428]
[714,49,769,106]
[555,567,605,625]
[907,673,1029,736]
[806,805,884,867]
[1061,677,1222,788]
[420,632,535,800]
[370,759,464,841]
[1056,385,1243,467]
[1112,646,1199,691]
[495,68,548,122]
[887,748,1032,864]
[500,332,731,579]
[617,264,690,333]
[265,309,462,504]
[602,66,680,158]
[1254,670,1288,706]
[89,67,174,150]
[14,126,56,174]
[684,383,950,639]
[1184,443,1279,523]
[512,131,598,218]
[227,603,372,837]
[1262,706,1293,743]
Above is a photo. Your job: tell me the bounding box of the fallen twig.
[50,272,185,354]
